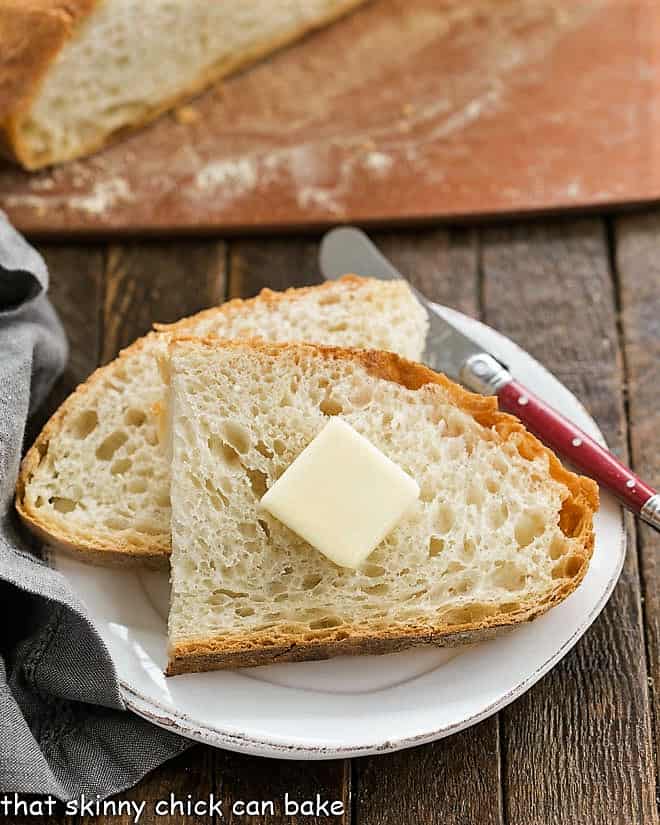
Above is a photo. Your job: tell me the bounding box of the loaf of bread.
[16,276,428,566]
[166,338,598,674]
[0,0,368,169]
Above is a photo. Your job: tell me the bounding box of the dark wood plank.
[481,219,656,825]
[102,240,227,362]
[614,211,660,786]
[25,244,104,447]
[228,237,321,298]
[352,228,503,825]
[215,752,350,824]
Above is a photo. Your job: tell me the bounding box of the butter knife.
[319,226,659,531]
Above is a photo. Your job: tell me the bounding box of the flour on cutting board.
[5,177,133,216]
[194,158,258,195]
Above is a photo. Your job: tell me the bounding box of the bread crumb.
[173,106,199,125]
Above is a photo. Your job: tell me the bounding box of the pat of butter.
[260,418,419,569]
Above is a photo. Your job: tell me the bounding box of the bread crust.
[0,0,99,166]
[0,0,369,169]
[166,338,598,675]
[14,276,383,566]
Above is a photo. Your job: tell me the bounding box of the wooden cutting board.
[1,0,658,236]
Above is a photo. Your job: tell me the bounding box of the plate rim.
[48,305,626,759]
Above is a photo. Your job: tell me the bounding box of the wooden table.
[28,211,659,824]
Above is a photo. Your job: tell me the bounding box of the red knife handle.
[497,378,658,523]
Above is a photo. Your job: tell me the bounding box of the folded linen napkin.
[0,212,190,800]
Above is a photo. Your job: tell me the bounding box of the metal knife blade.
[319,227,507,389]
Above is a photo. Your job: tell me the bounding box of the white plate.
[49,307,625,759]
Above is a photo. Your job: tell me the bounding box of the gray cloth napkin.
[0,212,190,801]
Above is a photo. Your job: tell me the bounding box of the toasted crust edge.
[165,338,598,675]
[1,0,369,169]
[14,276,388,566]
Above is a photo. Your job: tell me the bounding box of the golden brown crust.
[0,0,369,169]
[165,337,598,675]
[14,276,376,564]
[155,274,371,333]
[0,0,99,166]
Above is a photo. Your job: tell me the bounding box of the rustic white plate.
[49,307,625,759]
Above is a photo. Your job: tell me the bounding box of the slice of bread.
[166,339,598,674]
[1,0,368,169]
[16,276,428,567]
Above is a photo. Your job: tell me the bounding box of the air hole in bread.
[363,583,389,596]
[73,410,98,439]
[36,439,49,463]
[486,477,500,494]
[489,502,508,528]
[349,386,373,408]
[204,479,228,508]
[462,538,476,559]
[236,606,255,617]
[436,503,455,534]
[493,562,526,591]
[362,563,385,577]
[442,605,480,625]
[239,523,257,540]
[549,535,568,560]
[419,483,434,503]
[559,499,583,537]
[219,588,248,599]
[246,468,267,498]
[111,457,132,475]
[318,293,341,306]
[467,482,485,507]
[302,574,322,590]
[454,577,473,595]
[220,421,250,454]
[554,554,583,579]
[320,397,343,416]
[135,522,165,536]
[328,322,348,332]
[207,435,240,469]
[256,441,273,459]
[272,439,286,456]
[428,537,445,557]
[514,510,545,547]
[218,477,233,496]
[127,479,148,494]
[492,454,508,474]
[309,616,343,630]
[50,496,77,513]
[125,408,146,427]
[34,495,44,508]
[257,519,270,539]
[96,430,128,460]
[105,516,129,530]
[446,413,466,437]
